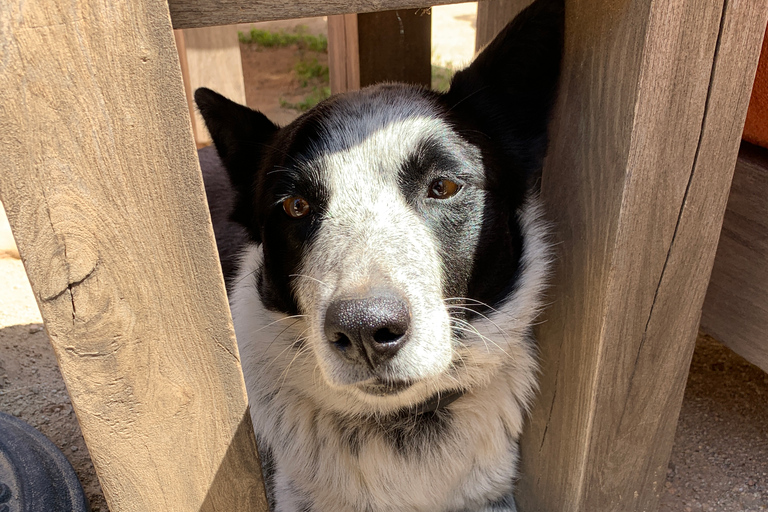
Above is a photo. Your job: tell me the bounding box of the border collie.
[195,1,562,509]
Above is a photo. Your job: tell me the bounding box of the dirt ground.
[1,5,767,511]
[659,334,768,511]
[238,44,328,125]
[0,243,109,510]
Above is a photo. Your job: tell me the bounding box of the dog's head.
[196,0,562,416]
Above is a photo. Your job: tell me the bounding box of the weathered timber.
[475,0,530,51]
[328,14,362,94]
[357,9,432,88]
[182,25,247,145]
[0,0,268,510]
[169,0,456,29]
[517,0,768,511]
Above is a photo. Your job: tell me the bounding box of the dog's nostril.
[332,333,352,351]
[373,327,403,344]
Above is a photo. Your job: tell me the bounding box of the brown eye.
[282,196,311,218]
[428,178,461,199]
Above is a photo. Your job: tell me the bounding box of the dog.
[195,0,562,509]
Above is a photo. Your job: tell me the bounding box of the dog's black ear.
[194,87,279,194]
[444,0,563,176]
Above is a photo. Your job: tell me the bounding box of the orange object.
[743,22,768,148]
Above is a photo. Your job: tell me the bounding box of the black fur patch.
[382,408,454,458]
[333,414,363,458]
[257,442,277,511]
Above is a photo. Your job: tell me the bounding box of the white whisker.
[446,305,513,341]
[289,273,332,289]
[451,319,511,358]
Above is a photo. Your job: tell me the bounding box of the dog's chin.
[357,378,414,397]
[311,341,462,413]
[329,374,462,415]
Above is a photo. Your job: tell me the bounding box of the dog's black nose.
[324,293,410,369]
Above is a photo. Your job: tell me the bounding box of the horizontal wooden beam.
[702,143,768,373]
[168,0,455,29]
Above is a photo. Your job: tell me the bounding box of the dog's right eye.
[283,196,311,218]
[428,178,461,199]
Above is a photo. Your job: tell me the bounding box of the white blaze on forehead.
[293,98,461,390]
[320,116,452,220]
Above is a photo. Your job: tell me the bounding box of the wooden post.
[174,30,201,145]
[517,0,768,511]
[328,14,361,94]
[179,25,247,146]
[0,0,267,510]
[475,0,530,51]
[329,9,431,93]
[357,9,432,88]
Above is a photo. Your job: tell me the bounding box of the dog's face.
[196,0,561,416]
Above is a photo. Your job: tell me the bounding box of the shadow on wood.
[200,408,268,512]
[702,142,768,373]
[475,0,531,51]
[357,9,431,88]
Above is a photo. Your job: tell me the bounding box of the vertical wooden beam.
[173,29,201,145]
[328,14,361,94]
[518,0,768,511]
[329,9,430,93]
[182,25,247,146]
[475,0,530,51]
[357,9,432,88]
[0,0,267,511]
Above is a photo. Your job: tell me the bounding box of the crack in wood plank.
[629,0,728,394]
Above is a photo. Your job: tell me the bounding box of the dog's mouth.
[358,379,414,396]
[358,379,466,416]
[357,379,466,415]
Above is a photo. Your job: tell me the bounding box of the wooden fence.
[1,0,766,510]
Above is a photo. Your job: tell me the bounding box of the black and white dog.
[195,1,561,510]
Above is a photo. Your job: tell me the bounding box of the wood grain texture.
[174,30,201,145]
[357,9,432,88]
[183,25,247,145]
[328,14,361,94]
[168,0,456,29]
[517,0,768,510]
[0,0,268,510]
[702,143,768,373]
[475,0,530,51]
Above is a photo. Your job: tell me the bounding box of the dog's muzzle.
[324,291,410,370]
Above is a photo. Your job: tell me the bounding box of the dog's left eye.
[283,196,311,218]
[428,178,461,199]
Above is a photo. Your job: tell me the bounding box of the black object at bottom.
[0,411,89,512]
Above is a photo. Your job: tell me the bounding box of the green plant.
[238,27,328,52]
[431,64,454,92]
[294,58,329,87]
